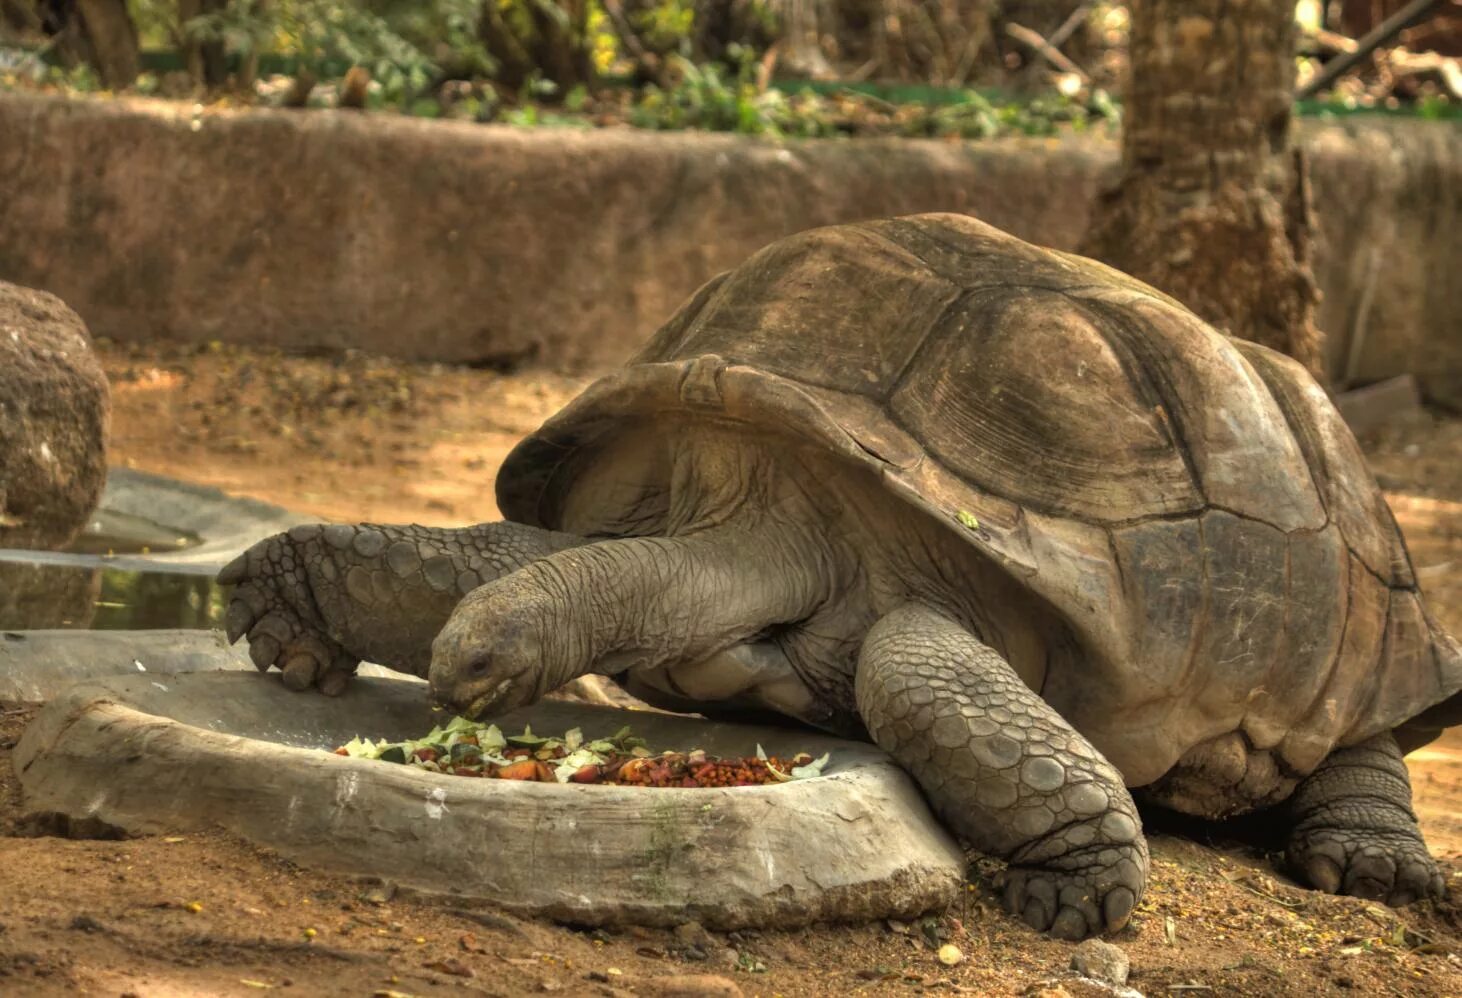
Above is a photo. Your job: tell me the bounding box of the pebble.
[1069,938,1130,987]
[674,921,715,949]
[361,884,396,906]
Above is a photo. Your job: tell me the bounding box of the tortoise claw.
[248,634,280,671]
[225,600,255,644]
[282,653,320,691]
[217,550,251,585]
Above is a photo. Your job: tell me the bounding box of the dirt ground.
[3,340,1462,997]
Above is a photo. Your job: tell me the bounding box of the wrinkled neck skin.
[429,507,840,717]
[534,517,837,694]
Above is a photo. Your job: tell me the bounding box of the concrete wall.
[1,92,1458,402]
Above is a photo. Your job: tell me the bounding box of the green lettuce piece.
[552,747,607,782]
[790,753,831,779]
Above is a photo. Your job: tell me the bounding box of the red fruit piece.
[497,760,542,781]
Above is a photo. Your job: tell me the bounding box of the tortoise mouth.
[461,679,516,720]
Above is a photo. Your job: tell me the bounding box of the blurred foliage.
[3,1,1451,131]
[622,48,1114,138]
[476,0,599,91]
[175,0,450,100]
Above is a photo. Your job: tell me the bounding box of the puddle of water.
[0,496,218,629]
[0,559,226,631]
[67,508,199,556]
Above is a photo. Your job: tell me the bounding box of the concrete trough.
[15,670,966,930]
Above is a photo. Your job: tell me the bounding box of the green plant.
[628,52,837,138]
[185,0,443,101]
[368,0,493,79]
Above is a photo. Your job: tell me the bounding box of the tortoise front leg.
[855,604,1148,940]
[1285,733,1444,905]
[218,522,583,693]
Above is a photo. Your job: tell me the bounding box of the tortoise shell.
[497,213,1462,787]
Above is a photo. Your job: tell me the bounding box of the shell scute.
[666,224,960,397]
[1241,525,1349,753]
[889,289,1200,523]
[1231,340,1410,585]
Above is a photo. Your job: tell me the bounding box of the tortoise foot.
[1285,733,1443,907]
[1288,828,1443,906]
[1001,837,1147,940]
[219,525,361,694]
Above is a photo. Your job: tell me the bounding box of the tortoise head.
[428,579,556,719]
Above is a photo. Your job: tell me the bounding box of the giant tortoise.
[220,214,1462,940]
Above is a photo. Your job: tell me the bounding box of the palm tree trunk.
[1080,0,1323,377]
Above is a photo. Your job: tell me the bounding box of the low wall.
[1,92,1458,402]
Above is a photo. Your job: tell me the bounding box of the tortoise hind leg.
[1285,732,1444,906]
[855,604,1149,940]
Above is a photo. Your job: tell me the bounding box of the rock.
[0,281,109,549]
[673,921,715,949]
[637,974,744,998]
[1069,938,1130,987]
[0,562,99,630]
[1333,374,1423,438]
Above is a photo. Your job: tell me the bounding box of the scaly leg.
[218,521,582,693]
[1286,732,1444,905]
[855,604,1148,940]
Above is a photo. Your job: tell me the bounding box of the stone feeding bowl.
[16,671,965,930]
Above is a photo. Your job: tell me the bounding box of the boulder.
[0,280,109,549]
[0,562,99,633]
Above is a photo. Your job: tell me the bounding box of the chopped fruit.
[332,721,829,788]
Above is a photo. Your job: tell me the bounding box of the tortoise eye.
[468,655,492,676]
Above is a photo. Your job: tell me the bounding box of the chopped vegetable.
[332,720,830,788]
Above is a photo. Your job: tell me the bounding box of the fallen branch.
[1300,27,1360,55]
[1046,0,1094,52]
[1297,0,1447,98]
[1388,46,1462,98]
[1004,22,1089,83]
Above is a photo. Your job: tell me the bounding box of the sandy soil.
[2,340,1462,997]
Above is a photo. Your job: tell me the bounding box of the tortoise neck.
[525,519,837,696]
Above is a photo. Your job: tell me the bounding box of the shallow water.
[0,557,226,631]
[0,495,219,631]
[68,508,198,556]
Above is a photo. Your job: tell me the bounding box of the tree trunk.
[1,0,45,38]
[479,1,595,93]
[179,0,231,87]
[74,0,139,89]
[1079,0,1323,377]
